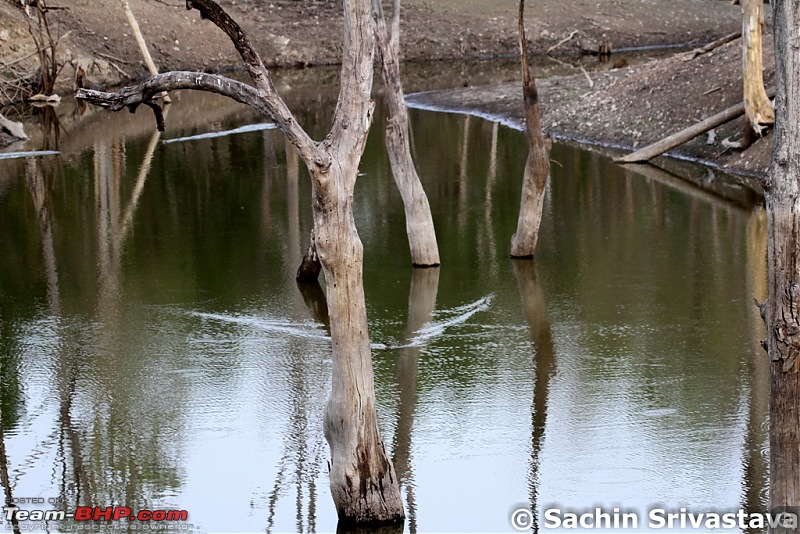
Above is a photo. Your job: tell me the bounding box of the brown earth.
[408,28,775,197]
[1,0,765,187]
[0,0,741,82]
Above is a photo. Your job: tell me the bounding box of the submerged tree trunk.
[313,130,404,525]
[743,0,774,136]
[372,0,439,267]
[510,0,551,258]
[766,1,800,531]
[77,0,404,524]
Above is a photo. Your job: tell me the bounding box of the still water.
[0,74,769,533]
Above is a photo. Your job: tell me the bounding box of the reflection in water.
[392,268,440,534]
[0,88,771,533]
[458,115,471,232]
[512,260,554,533]
[40,105,61,152]
[0,391,21,534]
[26,158,60,314]
[742,207,768,534]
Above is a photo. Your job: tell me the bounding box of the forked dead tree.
[77,0,405,524]
[510,0,551,258]
[372,0,439,267]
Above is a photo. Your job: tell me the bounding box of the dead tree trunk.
[765,1,800,531]
[77,0,404,524]
[372,0,439,267]
[743,0,774,136]
[510,0,551,258]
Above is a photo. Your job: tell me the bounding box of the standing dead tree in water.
[510,0,551,258]
[372,0,439,267]
[77,0,405,524]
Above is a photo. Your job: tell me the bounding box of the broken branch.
[580,65,594,88]
[546,29,578,55]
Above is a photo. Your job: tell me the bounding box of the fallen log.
[0,113,28,140]
[614,87,774,164]
[684,32,741,61]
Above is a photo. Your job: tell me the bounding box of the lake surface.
[0,71,769,534]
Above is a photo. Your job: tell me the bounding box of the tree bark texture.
[510,0,551,258]
[743,0,775,135]
[767,0,800,530]
[372,0,439,267]
[77,0,404,524]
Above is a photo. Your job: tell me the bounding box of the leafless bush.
[0,0,68,104]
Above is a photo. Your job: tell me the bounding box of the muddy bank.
[407,30,774,193]
[1,0,741,103]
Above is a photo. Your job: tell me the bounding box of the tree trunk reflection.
[512,259,554,531]
[392,267,440,533]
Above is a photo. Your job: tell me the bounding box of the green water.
[0,79,768,533]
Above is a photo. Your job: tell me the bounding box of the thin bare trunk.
[510,0,550,258]
[120,0,170,102]
[743,0,774,136]
[765,1,800,531]
[372,0,439,266]
[77,0,404,523]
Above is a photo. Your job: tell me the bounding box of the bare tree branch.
[77,71,265,114]
[97,0,320,162]
[183,1,318,155]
